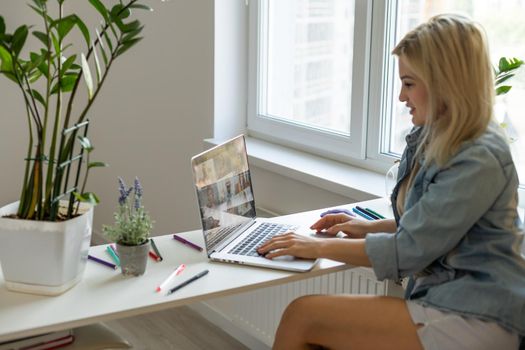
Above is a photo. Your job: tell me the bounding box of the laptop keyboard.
[208,223,244,250]
[228,222,296,257]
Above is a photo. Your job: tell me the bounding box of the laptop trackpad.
[272,255,294,261]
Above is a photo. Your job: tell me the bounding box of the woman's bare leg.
[273,295,422,350]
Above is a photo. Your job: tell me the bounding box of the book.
[0,330,73,350]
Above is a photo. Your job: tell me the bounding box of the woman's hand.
[310,213,372,239]
[257,232,322,260]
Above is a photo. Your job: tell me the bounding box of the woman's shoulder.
[454,123,513,168]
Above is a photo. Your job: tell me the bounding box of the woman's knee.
[281,295,325,325]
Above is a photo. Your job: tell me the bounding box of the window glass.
[263,0,355,135]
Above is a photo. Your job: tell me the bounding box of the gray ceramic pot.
[117,240,150,276]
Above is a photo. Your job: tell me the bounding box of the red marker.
[156,264,186,292]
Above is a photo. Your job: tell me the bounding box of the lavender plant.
[103,177,153,246]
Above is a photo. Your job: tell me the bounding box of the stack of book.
[0,329,74,350]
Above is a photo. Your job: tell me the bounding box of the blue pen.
[352,207,374,220]
[356,206,380,220]
[320,208,354,217]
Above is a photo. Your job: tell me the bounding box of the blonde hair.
[392,14,494,167]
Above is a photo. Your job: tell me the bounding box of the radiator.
[202,267,395,348]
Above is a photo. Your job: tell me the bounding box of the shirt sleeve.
[365,144,508,281]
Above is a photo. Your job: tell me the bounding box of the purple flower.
[134,177,143,210]
[118,177,133,206]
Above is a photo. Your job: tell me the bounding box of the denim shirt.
[365,123,525,336]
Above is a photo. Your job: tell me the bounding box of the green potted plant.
[0,0,152,294]
[103,177,153,276]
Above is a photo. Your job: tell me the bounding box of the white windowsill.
[205,136,386,202]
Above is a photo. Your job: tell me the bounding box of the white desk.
[0,198,391,343]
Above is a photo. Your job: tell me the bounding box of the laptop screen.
[191,135,256,251]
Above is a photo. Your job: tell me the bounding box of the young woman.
[258,14,525,350]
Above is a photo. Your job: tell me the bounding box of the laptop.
[190,135,318,272]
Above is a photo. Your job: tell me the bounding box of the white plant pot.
[0,201,93,296]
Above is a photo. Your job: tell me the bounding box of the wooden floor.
[103,306,249,350]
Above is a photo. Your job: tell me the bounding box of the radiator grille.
[204,267,386,347]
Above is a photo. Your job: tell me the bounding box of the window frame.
[247,0,384,164]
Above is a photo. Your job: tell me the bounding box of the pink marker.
[156,264,186,292]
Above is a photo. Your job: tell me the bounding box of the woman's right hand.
[310,213,372,239]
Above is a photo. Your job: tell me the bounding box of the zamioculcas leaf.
[29,69,42,83]
[88,161,109,169]
[0,45,13,72]
[32,31,49,46]
[130,4,153,11]
[80,53,94,99]
[92,43,102,83]
[78,136,94,152]
[73,192,100,205]
[101,28,113,53]
[496,74,515,86]
[61,54,78,75]
[12,25,29,57]
[89,0,110,22]
[53,15,77,41]
[95,29,109,66]
[73,15,91,49]
[110,4,131,20]
[0,16,5,35]
[50,73,78,94]
[122,25,143,42]
[116,37,142,56]
[29,88,46,107]
[496,85,512,96]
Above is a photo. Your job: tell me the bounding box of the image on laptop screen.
[192,136,256,249]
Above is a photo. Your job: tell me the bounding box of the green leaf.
[498,57,524,73]
[31,0,46,9]
[122,24,143,41]
[89,0,110,22]
[123,20,141,33]
[495,74,515,87]
[78,136,94,152]
[53,15,76,41]
[116,37,142,56]
[29,69,42,83]
[130,4,153,11]
[73,192,100,205]
[50,73,78,94]
[51,32,60,56]
[101,29,114,53]
[73,15,91,49]
[61,54,77,75]
[32,31,49,46]
[0,45,13,72]
[95,29,109,66]
[81,53,94,99]
[28,51,46,71]
[110,4,131,20]
[92,44,102,83]
[12,25,29,57]
[88,161,109,169]
[496,85,512,96]
[0,16,5,35]
[29,88,46,107]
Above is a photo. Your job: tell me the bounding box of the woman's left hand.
[257,232,322,259]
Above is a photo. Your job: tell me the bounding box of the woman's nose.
[399,89,407,102]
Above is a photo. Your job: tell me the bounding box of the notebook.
[190,135,318,272]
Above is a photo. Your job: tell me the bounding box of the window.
[248,0,525,187]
